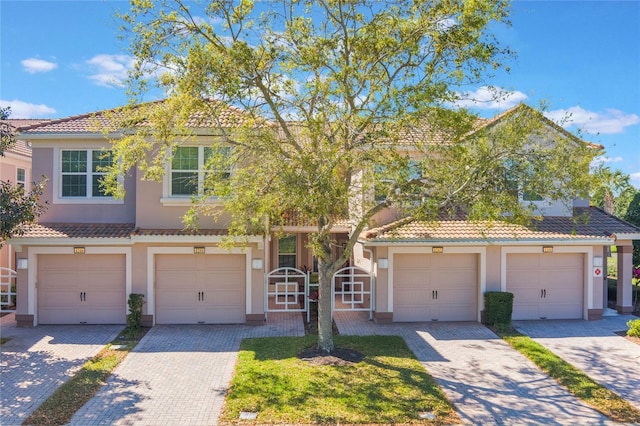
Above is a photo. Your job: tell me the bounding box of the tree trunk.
[316,238,335,353]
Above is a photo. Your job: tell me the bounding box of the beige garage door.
[38,254,126,324]
[155,254,245,324]
[393,253,478,322]
[507,253,583,320]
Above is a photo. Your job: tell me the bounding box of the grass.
[497,328,640,423]
[220,335,459,425]
[23,327,148,426]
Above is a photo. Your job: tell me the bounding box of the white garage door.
[38,254,126,324]
[507,253,583,320]
[393,253,478,322]
[155,254,246,324]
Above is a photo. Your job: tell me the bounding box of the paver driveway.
[0,314,122,426]
[69,313,304,425]
[335,312,611,425]
[514,315,640,409]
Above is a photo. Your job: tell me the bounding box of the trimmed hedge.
[484,291,514,326]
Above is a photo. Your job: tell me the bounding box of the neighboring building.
[9,104,640,327]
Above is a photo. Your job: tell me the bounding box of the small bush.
[126,293,145,330]
[627,319,640,337]
[484,292,514,326]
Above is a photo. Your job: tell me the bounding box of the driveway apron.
[0,314,123,426]
[514,315,640,409]
[70,313,304,426]
[335,312,609,425]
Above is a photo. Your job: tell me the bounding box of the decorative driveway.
[514,315,640,409]
[0,314,122,426]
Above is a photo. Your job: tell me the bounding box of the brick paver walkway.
[514,315,640,409]
[70,312,304,425]
[335,312,610,425]
[0,314,123,426]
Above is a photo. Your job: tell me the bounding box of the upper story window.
[16,168,26,188]
[61,150,113,198]
[169,146,231,197]
[278,235,297,268]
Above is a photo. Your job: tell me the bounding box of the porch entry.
[264,266,373,321]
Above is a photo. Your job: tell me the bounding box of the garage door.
[393,253,477,322]
[507,253,583,320]
[38,254,126,324]
[155,254,245,324]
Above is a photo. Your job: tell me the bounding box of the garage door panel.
[155,254,246,324]
[38,254,126,325]
[507,253,583,320]
[394,253,477,322]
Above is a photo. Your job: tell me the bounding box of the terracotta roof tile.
[1,119,51,156]
[132,228,230,237]
[18,223,136,239]
[17,100,267,135]
[363,206,636,243]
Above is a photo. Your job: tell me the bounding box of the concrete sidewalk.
[0,314,123,426]
[335,312,611,425]
[514,315,640,409]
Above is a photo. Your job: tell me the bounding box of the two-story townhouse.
[9,103,640,327]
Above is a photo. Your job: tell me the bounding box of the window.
[502,160,543,202]
[278,235,297,268]
[16,168,25,188]
[61,150,113,198]
[170,146,231,196]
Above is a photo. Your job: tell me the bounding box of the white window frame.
[161,145,231,206]
[52,147,122,205]
[16,168,26,188]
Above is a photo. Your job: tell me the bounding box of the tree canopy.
[0,108,47,246]
[109,0,596,352]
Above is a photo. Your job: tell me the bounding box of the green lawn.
[220,335,458,424]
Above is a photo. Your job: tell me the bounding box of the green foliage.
[627,319,640,337]
[126,293,145,330]
[483,291,514,326]
[590,165,634,216]
[0,106,13,155]
[623,192,640,265]
[221,335,459,424]
[0,178,48,246]
[110,0,596,352]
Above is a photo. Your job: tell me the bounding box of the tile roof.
[17,223,136,239]
[1,119,51,157]
[363,206,638,243]
[132,228,230,237]
[16,100,263,135]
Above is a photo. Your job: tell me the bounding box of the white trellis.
[265,267,311,321]
[0,267,17,313]
[332,266,373,319]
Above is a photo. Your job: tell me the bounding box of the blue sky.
[1,0,639,187]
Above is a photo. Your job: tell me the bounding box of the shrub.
[484,292,514,327]
[126,293,145,330]
[627,319,640,337]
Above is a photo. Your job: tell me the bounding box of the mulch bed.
[297,346,365,366]
[615,330,640,345]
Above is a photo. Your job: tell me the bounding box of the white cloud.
[86,54,135,88]
[591,156,624,166]
[544,106,640,135]
[0,99,56,118]
[630,172,640,188]
[21,58,58,74]
[451,86,528,110]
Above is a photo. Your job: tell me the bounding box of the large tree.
[0,107,47,246]
[108,0,594,352]
[590,165,635,217]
